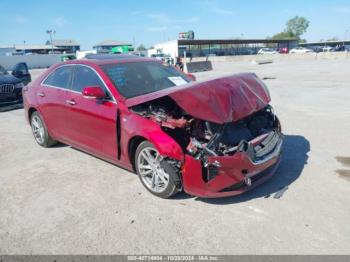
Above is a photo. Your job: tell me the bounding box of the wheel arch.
[128,136,147,171]
[28,107,37,121]
[127,132,185,171]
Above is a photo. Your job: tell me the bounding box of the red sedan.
[23,54,283,198]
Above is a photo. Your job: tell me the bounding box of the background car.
[23,54,283,199]
[308,46,323,53]
[258,48,277,54]
[278,47,289,54]
[289,47,314,53]
[150,53,174,64]
[321,46,332,52]
[331,45,347,52]
[236,49,256,55]
[0,62,31,106]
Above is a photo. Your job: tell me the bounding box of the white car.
[258,48,277,54]
[289,47,313,54]
[151,53,173,64]
[322,46,332,52]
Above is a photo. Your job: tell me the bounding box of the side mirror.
[82,86,106,99]
[187,73,196,81]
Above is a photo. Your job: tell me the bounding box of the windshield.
[0,65,8,75]
[100,61,191,98]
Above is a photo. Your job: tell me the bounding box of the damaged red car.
[23,54,283,198]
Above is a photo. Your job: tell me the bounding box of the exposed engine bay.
[130,96,281,165]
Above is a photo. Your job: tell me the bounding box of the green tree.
[270,31,295,40]
[286,16,310,38]
[136,44,147,51]
[269,16,310,40]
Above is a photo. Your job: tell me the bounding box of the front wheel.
[30,111,57,147]
[135,141,181,198]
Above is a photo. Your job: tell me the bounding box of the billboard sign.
[178,31,195,40]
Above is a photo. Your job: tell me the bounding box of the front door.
[65,65,118,160]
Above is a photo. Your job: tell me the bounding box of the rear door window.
[43,66,73,89]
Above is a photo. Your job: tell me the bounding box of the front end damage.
[128,73,283,197]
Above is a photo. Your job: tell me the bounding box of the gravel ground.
[0,58,350,254]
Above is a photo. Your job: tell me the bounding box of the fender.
[120,111,185,163]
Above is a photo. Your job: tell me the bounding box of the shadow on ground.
[190,134,310,204]
[51,142,69,148]
[49,134,310,204]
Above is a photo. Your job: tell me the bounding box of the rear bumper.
[181,132,283,198]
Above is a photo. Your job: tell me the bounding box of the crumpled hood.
[126,73,271,124]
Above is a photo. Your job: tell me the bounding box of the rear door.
[65,65,118,160]
[37,65,74,140]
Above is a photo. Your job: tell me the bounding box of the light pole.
[23,40,26,55]
[345,29,349,44]
[46,30,56,54]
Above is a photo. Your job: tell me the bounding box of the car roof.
[59,54,157,67]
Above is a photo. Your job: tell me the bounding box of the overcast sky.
[1,0,350,50]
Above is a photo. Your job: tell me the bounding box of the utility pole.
[46,30,56,54]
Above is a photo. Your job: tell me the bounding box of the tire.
[30,111,57,147]
[135,141,180,198]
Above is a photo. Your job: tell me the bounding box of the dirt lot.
[1,58,350,254]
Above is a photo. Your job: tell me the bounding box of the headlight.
[15,82,24,89]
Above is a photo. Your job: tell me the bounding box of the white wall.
[147,49,157,57]
[0,54,65,70]
[153,40,178,60]
[0,48,16,56]
[76,50,97,59]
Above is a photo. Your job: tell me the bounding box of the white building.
[149,40,179,60]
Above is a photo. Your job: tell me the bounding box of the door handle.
[65,99,76,105]
[37,92,45,97]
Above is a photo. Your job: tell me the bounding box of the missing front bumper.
[181,131,283,198]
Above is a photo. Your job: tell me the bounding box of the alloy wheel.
[31,115,45,144]
[137,147,170,193]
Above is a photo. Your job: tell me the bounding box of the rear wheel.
[135,141,180,198]
[30,111,57,147]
